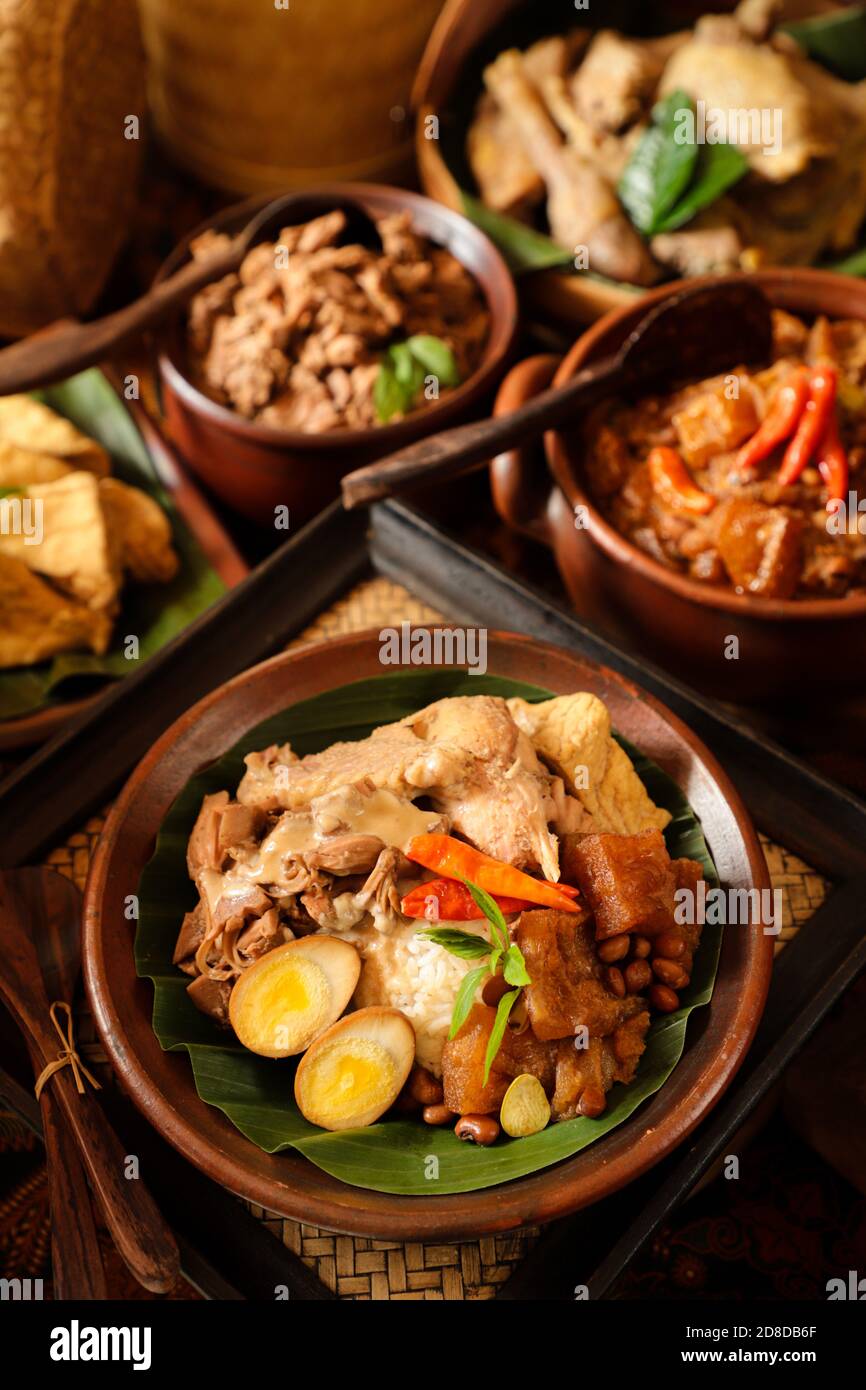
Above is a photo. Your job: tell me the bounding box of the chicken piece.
[715,496,804,598]
[467,93,545,219]
[541,75,644,182]
[98,478,179,585]
[571,30,667,133]
[0,442,71,489]
[563,830,677,941]
[673,377,760,469]
[238,696,564,880]
[660,21,866,185]
[0,554,112,667]
[507,693,671,836]
[651,212,744,279]
[514,908,644,1042]
[0,396,110,475]
[0,472,120,614]
[403,696,563,880]
[441,1002,556,1116]
[483,50,658,286]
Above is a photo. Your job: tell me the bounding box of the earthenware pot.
[154,184,518,527]
[83,629,772,1239]
[491,269,866,703]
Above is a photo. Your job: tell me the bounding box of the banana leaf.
[782,5,866,81]
[136,671,721,1196]
[0,370,225,720]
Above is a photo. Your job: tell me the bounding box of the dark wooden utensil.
[341,279,773,508]
[11,868,107,1299]
[0,193,382,395]
[0,870,179,1293]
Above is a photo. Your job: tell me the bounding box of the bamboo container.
[0,0,145,338]
[137,0,445,194]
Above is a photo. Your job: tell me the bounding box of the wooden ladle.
[0,870,179,1293]
[341,279,773,509]
[0,192,382,396]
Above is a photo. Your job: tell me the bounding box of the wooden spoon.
[11,868,108,1299]
[0,869,180,1293]
[341,279,773,509]
[0,193,382,395]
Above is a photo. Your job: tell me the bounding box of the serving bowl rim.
[82,628,772,1238]
[153,181,519,452]
[546,267,866,622]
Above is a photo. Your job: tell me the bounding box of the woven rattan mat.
[45,576,827,1300]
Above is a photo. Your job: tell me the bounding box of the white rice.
[348,919,491,1075]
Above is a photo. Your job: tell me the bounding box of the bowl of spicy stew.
[491,270,866,702]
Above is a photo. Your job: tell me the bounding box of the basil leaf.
[618,90,698,236]
[389,341,421,389]
[483,989,520,1085]
[488,946,502,980]
[462,878,509,953]
[653,140,749,234]
[0,486,22,499]
[419,927,492,960]
[448,964,489,1040]
[374,355,410,423]
[406,334,461,388]
[502,943,531,988]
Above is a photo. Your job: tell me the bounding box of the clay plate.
[83,630,773,1239]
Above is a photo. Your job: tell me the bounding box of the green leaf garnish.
[418,927,492,960]
[448,964,490,1040]
[375,335,462,422]
[653,141,749,234]
[405,335,460,387]
[618,91,698,236]
[462,878,509,953]
[502,943,531,988]
[483,989,520,1085]
[618,90,748,238]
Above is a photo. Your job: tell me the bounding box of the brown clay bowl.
[491,269,866,704]
[154,183,518,527]
[83,629,772,1240]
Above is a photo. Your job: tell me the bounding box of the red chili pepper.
[735,368,809,474]
[405,834,580,913]
[400,878,531,922]
[647,446,716,515]
[778,365,838,486]
[815,412,849,504]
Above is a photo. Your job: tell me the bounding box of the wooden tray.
[2,499,865,1298]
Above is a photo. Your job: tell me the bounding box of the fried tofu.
[563,829,677,940]
[0,554,112,667]
[0,396,110,475]
[507,693,671,835]
[0,441,72,489]
[0,472,120,612]
[99,478,179,584]
[715,496,804,599]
